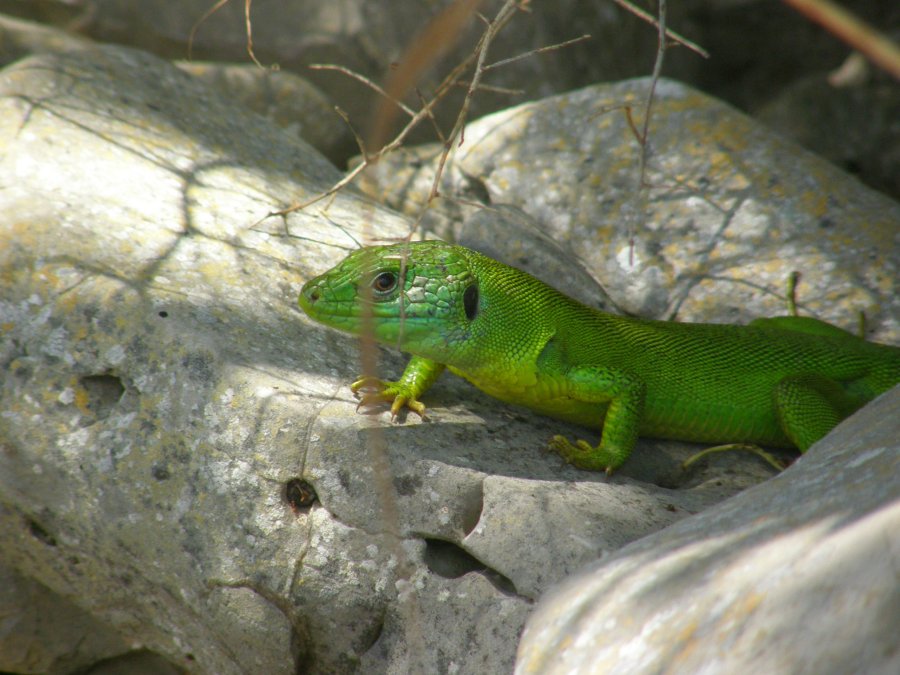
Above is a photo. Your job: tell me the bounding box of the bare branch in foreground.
[610,0,709,59]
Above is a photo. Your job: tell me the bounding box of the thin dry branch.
[309,64,417,118]
[190,0,265,67]
[333,106,368,158]
[610,0,709,59]
[370,0,486,151]
[640,0,669,150]
[423,0,523,209]
[242,0,263,67]
[463,83,526,95]
[267,1,523,219]
[782,0,900,79]
[623,0,670,265]
[483,34,592,71]
[189,0,230,61]
[414,88,449,144]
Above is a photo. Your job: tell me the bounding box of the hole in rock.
[458,481,484,537]
[27,518,57,547]
[151,463,171,481]
[80,374,125,420]
[358,612,386,654]
[285,479,318,513]
[423,538,517,595]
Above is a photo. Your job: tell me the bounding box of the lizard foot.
[350,376,427,420]
[548,435,621,475]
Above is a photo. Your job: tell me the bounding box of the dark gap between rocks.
[423,538,517,596]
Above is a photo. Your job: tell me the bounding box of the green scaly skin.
[299,241,900,474]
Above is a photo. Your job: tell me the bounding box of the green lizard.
[299,241,900,473]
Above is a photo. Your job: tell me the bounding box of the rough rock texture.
[359,79,900,340]
[58,0,704,146]
[0,562,138,674]
[0,40,897,675]
[517,385,900,675]
[175,61,356,166]
[0,45,411,675]
[0,13,352,164]
[2,2,898,200]
[0,45,769,675]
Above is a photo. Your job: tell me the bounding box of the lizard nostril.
[303,285,320,303]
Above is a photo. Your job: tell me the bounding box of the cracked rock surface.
[517,387,900,675]
[1,43,897,675]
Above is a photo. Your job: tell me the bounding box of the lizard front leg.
[548,365,647,474]
[351,355,446,420]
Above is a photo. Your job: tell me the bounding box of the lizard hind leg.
[773,374,861,451]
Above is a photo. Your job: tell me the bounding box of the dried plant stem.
[190,0,265,67]
[369,0,486,151]
[624,0,669,265]
[308,64,417,118]
[269,0,530,220]
[610,0,709,58]
[424,0,522,208]
[782,0,900,79]
[483,34,593,71]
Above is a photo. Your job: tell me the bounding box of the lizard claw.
[548,435,618,475]
[350,376,384,394]
[350,376,427,421]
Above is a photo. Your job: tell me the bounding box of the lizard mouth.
[299,282,423,323]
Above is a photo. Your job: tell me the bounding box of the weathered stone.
[1,40,896,675]
[0,562,134,674]
[175,61,354,165]
[360,79,900,342]
[756,71,900,200]
[0,44,694,675]
[516,385,900,675]
[457,205,620,313]
[0,44,416,675]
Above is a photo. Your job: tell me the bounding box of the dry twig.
[610,0,709,58]
[266,0,532,221]
[782,0,900,79]
[190,0,265,67]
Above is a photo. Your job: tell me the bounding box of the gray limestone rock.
[360,79,900,341]
[0,44,714,675]
[517,385,900,675]
[0,39,896,675]
[0,562,137,674]
[175,61,354,165]
[0,44,415,675]
[457,205,622,314]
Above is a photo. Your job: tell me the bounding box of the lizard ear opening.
[463,284,479,320]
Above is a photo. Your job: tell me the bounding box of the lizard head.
[299,241,480,354]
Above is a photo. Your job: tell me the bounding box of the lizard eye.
[371,271,398,296]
